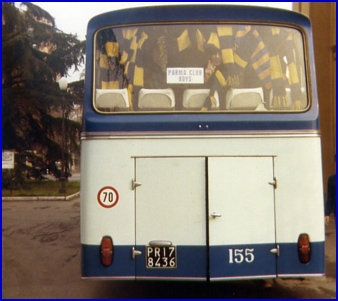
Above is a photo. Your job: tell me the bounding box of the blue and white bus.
[80,5,325,281]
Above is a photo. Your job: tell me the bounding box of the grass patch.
[2,180,80,197]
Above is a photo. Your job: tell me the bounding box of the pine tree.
[2,2,85,182]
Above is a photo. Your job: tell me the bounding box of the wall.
[294,2,336,192]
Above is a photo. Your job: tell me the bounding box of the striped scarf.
[203,25,271,110]
[260,27,304,109]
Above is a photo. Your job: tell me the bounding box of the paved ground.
[2,197,336,298]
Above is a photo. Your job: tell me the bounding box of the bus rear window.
[93,24,308,113]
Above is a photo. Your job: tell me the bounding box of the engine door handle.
[132,247,142,259]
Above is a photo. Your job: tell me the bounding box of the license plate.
[146,246,177,268]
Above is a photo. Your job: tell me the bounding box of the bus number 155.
[229,248,255,264]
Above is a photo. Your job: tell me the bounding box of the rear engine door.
[208,157,277,280]
[134,157,207,280]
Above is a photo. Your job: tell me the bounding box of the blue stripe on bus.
[210,244,277,278]
[82,245,135,278]
[210,242,325,279]
[82,111,320,133]
[82,241,325,279]
[136,245,207,279]
[277,242,325,276]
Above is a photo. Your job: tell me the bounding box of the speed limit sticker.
[97,186,119,208]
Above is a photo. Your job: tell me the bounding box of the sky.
[16,2,292,82]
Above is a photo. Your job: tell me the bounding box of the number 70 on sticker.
[97,186,119,208]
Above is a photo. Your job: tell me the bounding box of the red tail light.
[100,236,113,266]
[298,234,311,264]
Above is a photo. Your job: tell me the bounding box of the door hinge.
[132,247,142,259]
[268,177,277,189]
[270,245,280,257]
[132,180,142,190]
